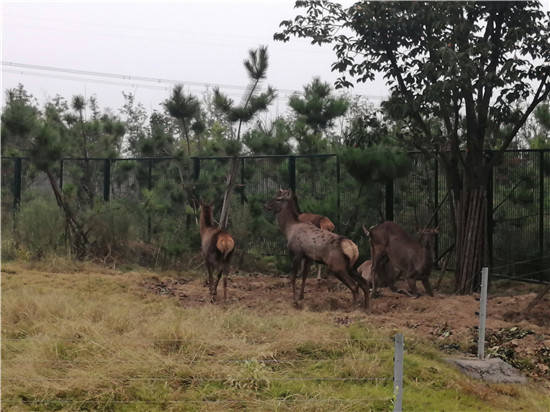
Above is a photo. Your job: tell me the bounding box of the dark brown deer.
[364,222,438,297]
[199,202,235,303]
[291,191,336,281]
[265,189,370,309]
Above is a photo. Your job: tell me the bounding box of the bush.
[16,196,65,258]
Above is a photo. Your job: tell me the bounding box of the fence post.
[434,158,439,260]
[288,156,296,192]
[385,180,394,221]
[539,150,544,257]
[477,267,489,360]
[193,157,200,181]
[240,157,245,205]
[103,159,111,202]
[393,333,404,412]
[13,157,22,212]
[147,159,153,243]
[336,155,341,232]
[487,164,494,268]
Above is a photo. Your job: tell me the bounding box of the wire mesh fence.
[1,333,403,411]
[1,150,548,282]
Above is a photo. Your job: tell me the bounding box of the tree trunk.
[454,187,487,294]
[219,157,240,230]
[45,168,88,259]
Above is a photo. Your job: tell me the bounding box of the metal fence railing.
[1,150,549,283]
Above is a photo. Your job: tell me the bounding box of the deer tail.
[340,238,359,268]
[216,233,235,259]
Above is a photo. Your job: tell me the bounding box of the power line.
[1,61,389,101]
[1,61,300,95]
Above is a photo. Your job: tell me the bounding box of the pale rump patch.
[216,234,235,259]
[358,260,373,282]
[340,238,359,267]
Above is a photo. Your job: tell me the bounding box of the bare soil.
[141,271,550,381]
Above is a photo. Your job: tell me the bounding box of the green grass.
[2,261,549,411]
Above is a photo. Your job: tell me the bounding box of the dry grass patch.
[2,261,549,411]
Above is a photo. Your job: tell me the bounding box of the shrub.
[16,196,64,258]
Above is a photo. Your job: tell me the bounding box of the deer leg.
[210,269,223,303]
[316,265,322,281]
[349,268,371,310]
[290,255,302,306]
[406,277,420,298]
[332,271,359,305]
[421,278,434,297]
[206,263,214,292]
[299,259,311,300]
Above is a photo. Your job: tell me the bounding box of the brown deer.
[199,202,235,303]
[265,189,370,309]
[357,258,398,297]
[291,191,336,281]
[364,222,438,297]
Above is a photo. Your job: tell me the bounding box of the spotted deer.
[265,189,370,309]
[291,191,336,281]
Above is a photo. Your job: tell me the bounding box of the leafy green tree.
[163,85,204,155]
[213,46,277,229]
[1,87,89,258]
[1,84,40,156]
[276,1,550,293]
[528,101,550,149]
[289,77,348,153]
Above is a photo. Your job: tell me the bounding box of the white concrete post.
[477,267,489,360]
[393,333,404,412]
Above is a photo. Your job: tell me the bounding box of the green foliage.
[1,84,40,156]
[243,118,292,155]
[29,124,63,171]
[213,46,276,142]
[16,197,65,258]
[341,145,411,184]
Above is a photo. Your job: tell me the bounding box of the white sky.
[0,0,389,118]
[1,0,549,118]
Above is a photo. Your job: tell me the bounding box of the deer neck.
[199,210,213,236]
[276,202,300,236]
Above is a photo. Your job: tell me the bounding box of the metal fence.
[1,333,404,411]
[1,150,549,282]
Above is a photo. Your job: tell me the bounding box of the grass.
[2,261,549,411]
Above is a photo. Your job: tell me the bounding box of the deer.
[357,257,398,298]
[265,189,371,309]
[199,201,235,303]
[290,191,336,282]
[364,222,438,297]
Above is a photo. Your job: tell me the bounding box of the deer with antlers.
[265,189,370,309]
[364,222,438,297]
[199,201,235,303]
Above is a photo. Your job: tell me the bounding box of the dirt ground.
[142,271,550,381]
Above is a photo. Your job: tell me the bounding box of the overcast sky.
[2,0,549,118]
[1,0,391,118]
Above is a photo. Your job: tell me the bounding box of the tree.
[213,46,277,229]
[1,86,89,258]
[163,85,204,155]
[275,1,550,293]
[288,77,349,153]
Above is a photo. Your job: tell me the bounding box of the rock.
[446,357,527,383]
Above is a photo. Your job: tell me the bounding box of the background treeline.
[1,48,549,277]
